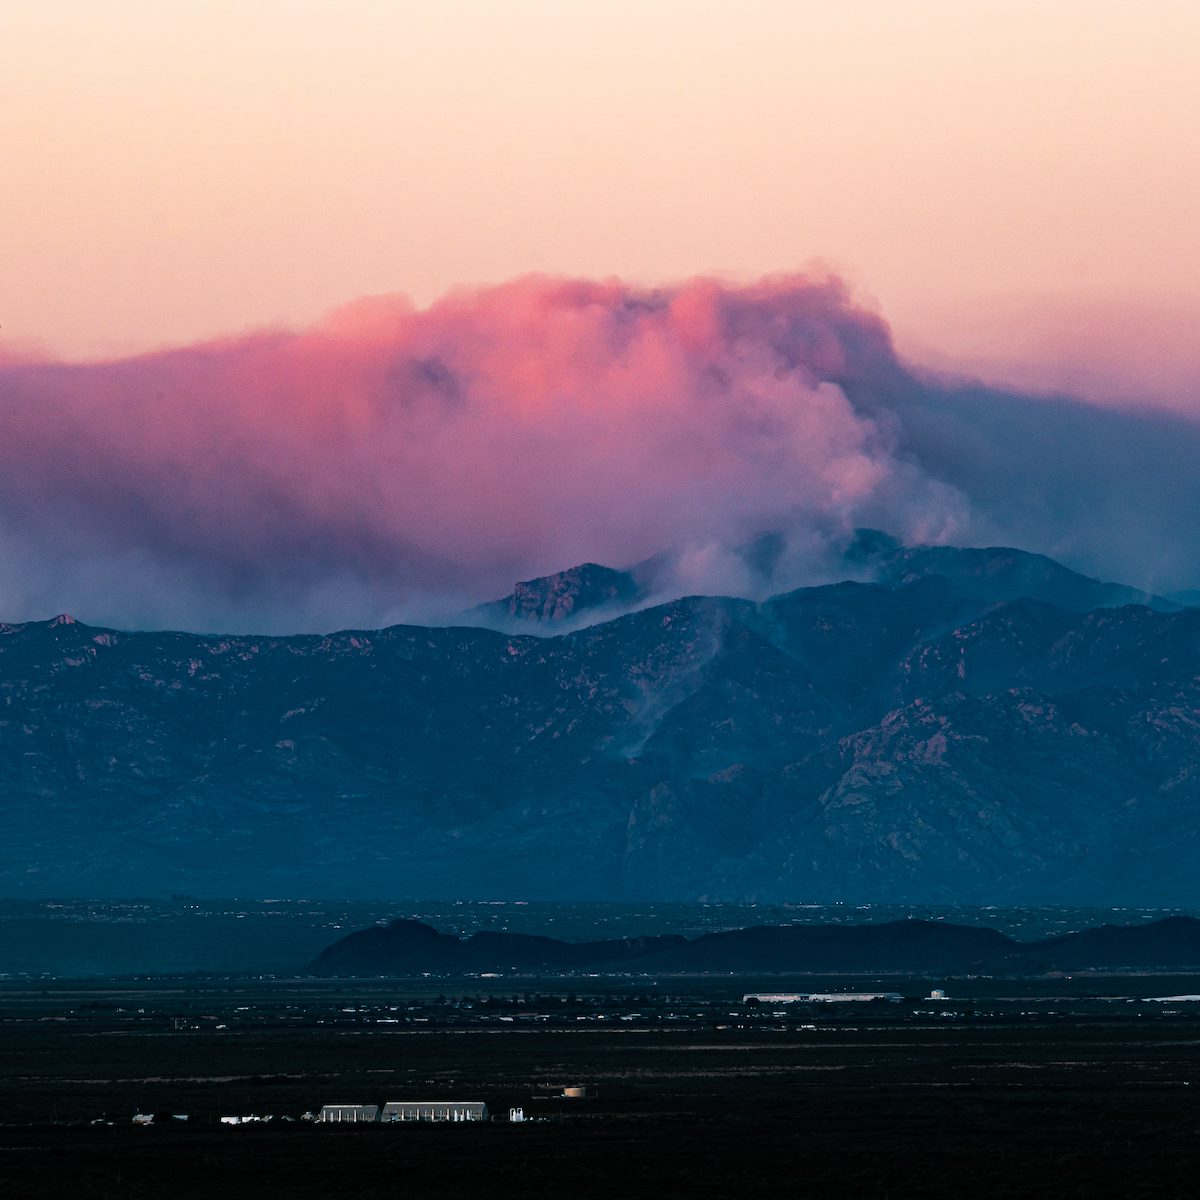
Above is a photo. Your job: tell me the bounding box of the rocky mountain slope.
[867,539,1177,613]
[470,562,644,627]
[2,544,1200,902]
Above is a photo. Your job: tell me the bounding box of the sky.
[1,1,1198,630]
[3,0,1197,391]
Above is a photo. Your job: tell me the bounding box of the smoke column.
[2,274,1198,632]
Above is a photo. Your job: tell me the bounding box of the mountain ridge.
[462,535,1178,632]
[2,541,1199,903]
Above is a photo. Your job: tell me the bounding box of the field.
[1,974,1199,1197]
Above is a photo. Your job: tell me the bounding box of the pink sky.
[3,0,1197,411]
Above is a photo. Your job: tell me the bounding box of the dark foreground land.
[2,975,1200,1198]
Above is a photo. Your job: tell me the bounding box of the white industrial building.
[318,1104,380,1123]
[381,1101,489,1123]
[742,991,903,1003]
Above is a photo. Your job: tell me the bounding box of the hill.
[310,916,1200,975]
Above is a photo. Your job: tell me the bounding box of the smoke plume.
[1,273,1198,632]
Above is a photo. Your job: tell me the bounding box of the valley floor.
[1,976,1198,1197]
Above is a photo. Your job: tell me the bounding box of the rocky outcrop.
[471,563,643,627]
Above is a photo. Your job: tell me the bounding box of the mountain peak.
[842,533,1178,614]
[475,562,643,626]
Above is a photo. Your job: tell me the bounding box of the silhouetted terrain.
[311,918,686,974]
[3,541,1200,902]
[311,915,1200,976]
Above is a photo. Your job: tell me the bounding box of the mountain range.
[2,537,1199,902]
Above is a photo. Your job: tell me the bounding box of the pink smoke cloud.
[1,273,1198,632]
[895,291,1200,416]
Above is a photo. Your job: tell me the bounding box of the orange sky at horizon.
[3,0,1198,408]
